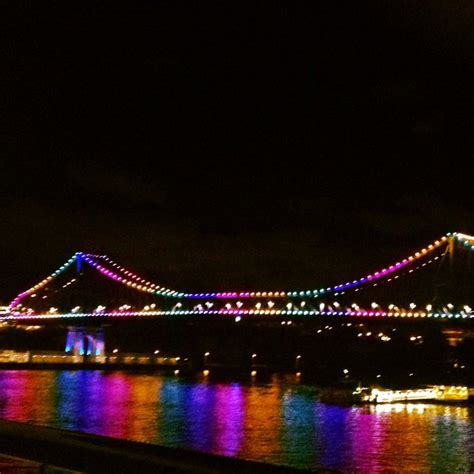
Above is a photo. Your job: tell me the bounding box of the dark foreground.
[0,420,330,473]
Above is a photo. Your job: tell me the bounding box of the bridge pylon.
[65,326,105,357]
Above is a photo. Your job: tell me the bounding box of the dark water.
[0,370,473,472]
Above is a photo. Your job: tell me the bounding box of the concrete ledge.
[0,420,332,473]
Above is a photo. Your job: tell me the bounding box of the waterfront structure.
[5,232,474,321]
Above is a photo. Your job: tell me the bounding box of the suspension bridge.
[5,232,474,322]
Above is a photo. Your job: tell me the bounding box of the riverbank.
[2,318,474,389]
[0,419,330,473]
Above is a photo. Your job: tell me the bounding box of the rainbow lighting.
[9,253,80,311]
[456,232,474,251]
[80,254,183,297]
[287,233,453,298]
[3,308,474,322]
[8,232,474,319]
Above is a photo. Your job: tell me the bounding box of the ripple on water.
[0,370,473,472]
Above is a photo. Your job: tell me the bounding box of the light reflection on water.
[0,370,473,472]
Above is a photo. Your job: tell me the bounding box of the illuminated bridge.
[4,231,474,359]
[5,231,474,322]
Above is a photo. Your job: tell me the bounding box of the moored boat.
[353,385,469,404]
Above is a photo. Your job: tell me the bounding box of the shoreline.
[0,419,328,473]
[0,364,472,408]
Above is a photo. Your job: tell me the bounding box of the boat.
[353,385,469,404]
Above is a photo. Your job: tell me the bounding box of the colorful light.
[9,253,80,311]
[3,307,474,321]
[7,232,474,322]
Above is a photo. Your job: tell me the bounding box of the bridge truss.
[5,232,474,322]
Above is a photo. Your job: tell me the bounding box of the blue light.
[76,254,82,273]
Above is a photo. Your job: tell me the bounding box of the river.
[0,370,472,472]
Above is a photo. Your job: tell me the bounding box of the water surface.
[0,370,473,472]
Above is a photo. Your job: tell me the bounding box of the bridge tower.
[65,327,106,357]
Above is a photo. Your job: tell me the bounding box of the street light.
[295,354,302,371]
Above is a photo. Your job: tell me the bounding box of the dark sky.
[2,2,474,301]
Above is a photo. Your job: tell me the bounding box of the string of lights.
[89,233,454,299]
[9,253,80,311]
[289,233,453,298]
[8,232,466,314]
[84,254,183,296]
[3,308,473,321]
[337,251,444,297]
[84,234,455,299]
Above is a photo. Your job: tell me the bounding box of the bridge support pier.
[65,327,105,357]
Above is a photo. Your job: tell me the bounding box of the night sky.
[3,2,474,302]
